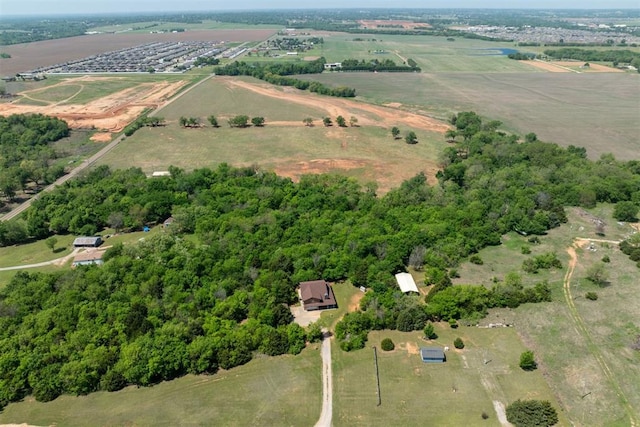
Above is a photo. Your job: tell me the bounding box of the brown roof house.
[299,280,337,311]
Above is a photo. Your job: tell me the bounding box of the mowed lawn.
[99,77,445,192]
[454,206,640,426]
[307,71,640,160]
[0,347,322,427]
[332,326,568,427]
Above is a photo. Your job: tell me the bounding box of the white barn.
[395,272,419,294]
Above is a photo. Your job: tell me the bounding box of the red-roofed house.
[299,280,337,311]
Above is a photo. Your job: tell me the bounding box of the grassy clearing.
[0,235,75,268]
[454,206,640,426]
[307,71,640,159]
[0,265,63,290]
[98,77,445,192]
[0,346,321,427]
[317,34,538,73]
[332,325,567,426]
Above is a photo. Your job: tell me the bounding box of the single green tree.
[405,131,418,144]
[251,117,265,127]
[586,262,609,287]
[323,117,332,127]
[45,236,57,252]
[349,116,358,127]
[391,126,400,139]
[207,115,219,127]
[453,337,465,349]
[519,350,537,371]
[423,322,438,340]
[336,115,346,127]
[381,338,395,351]
[303,117,314,127]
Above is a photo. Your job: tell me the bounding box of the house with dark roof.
[420,347,446,363]
[299,280,337,311]
[73,236,103,248]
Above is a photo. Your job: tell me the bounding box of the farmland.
[306,71,639,160]
[1,19,639,427]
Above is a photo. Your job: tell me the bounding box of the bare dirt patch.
[523,61,573,73]
[90,132,113,142]
[405,341,420,355]
[348,291,364,312]
[0,78,187,132]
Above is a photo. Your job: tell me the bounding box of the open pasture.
[454,206,640,426]
[99,77,447,192]
[332,327,567,426]
[0,347,322,427]
[317,33,540,73]
[307,71,640,160]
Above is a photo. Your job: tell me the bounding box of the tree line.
[213,57,357,98]
[543,48,640,69]
[337,58,420,72]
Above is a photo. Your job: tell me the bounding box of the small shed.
[420,347,446,363]
[72,251,105,267]
[395,272,419,294]
[73,236,103,248]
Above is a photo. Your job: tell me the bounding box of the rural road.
[314,330,333,427]
[0,73,214,223]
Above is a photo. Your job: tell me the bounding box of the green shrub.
[521,246,531,254]
[585,292,598,301]
[506,399,558,427]
[423,322,438,340]
[470,254,484,265]
[601,255,610,263]
[449,319,459,329]
[519,350,537,371]
[454,337,465,349]
[381,338,395,351]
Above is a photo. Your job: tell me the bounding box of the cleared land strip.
[564,240,638,427]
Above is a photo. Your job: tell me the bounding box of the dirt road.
[564,240,638,426]
[314,330,333,427]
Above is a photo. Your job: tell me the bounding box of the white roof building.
[395,272,419,294]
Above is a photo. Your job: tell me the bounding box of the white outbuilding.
[395,272,419,294]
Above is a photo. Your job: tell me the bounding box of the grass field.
[453,206,640,426]
[332,326,568,426]
[0,347,322,427]
[305,71,640,160]
[98,76,446,192]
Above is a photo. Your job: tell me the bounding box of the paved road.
[0,74,214,222]
[314,331,333,427]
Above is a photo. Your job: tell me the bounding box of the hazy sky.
[1,0,639,16]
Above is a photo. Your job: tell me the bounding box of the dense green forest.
[0,114,69,204]
[213,58,357,97]
[1,112,639,409]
